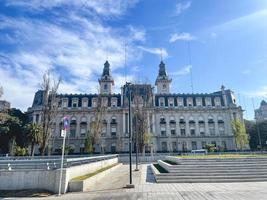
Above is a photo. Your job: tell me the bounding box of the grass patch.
[164,160,177,165]
[178,154,267,159]
[0,189,52,197]
[153,164,168,173]
[71,163,119,181]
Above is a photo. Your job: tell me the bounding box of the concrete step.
[179,161,267,165]
[159,172,267,176]
[169,164,267,168]
[168,169,267,173]
[180,158,267,161]
[156,178,267,183]
[156,174,267,180]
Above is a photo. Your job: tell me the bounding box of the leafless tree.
[39,71,61,155]
[132,84,153,156]
[85,92,107,153]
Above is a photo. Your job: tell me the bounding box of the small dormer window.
[82,98,88,107]
[111,97,117,107]
[196,97,202,106]
[168,98,174,107]
[187,97,193,107]
[177,97,183,106]
[159,97,165,107]
[215,97,221,106]
[92,98,97,107]
[62,98,68,108]
[205,97,212,106]
[72,98,78,108]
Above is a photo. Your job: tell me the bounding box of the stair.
[155,157,267,183]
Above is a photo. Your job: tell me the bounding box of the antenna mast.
[187,42,194,93]
[124,43,127,84]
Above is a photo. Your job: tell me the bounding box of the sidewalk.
[11,164,267,200]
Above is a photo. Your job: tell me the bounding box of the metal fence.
[0,154,118,171]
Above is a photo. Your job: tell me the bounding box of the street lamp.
[126,82,134,188]
[135,111,139,171]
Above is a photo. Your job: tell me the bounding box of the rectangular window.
[171,129,176,135]
[192,141,197,150]
[201,141,207,149]
[209,127,215,136]
[200,127,205,136]
[190,129,195,136]
[177,98,183,106]
[159,98,165,107]
[172,142,177,152]
[80,128,86,137]
[162,142,167,152]
[111,127,116,136]
[180,129,186,136]
[82,99,88,107]
[205,98,212,106]
[215,97,221,106]
[196,98,202,106]
[187,98,193,107]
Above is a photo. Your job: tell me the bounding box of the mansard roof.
[261,100,267,106]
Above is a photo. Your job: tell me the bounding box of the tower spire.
[155,61,172,94]
[99,61,114,94]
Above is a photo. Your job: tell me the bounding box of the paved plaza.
[4,164,267,200]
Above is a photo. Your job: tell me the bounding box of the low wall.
[158,160,172,172]
[165,156,181,164]
[69,163,122,192]
[119,155,165,163]
[0,156,118,194]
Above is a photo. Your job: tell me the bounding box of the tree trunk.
[31,143,35,157]
[142,145,145,157]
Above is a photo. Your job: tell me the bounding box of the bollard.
[7,163,11,171]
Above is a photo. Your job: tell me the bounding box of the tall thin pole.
[187,42,194,93]
[135,115,139,171]
[126,83,134,188]
[252,98,262,151]
[58,129,66,195]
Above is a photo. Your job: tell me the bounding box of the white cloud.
[5,0,139,17]
[0,1,143,111]
[169,32,196,42]
[171,65,192,76]
[138,46,168,59]
[243,86,267,98]
[174,1,191,15]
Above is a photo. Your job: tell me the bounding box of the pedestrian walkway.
[14,164,267,200]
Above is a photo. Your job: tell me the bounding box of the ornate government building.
[28,61,243,154]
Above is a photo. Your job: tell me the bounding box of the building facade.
[255,100,267,121]
[28,61,243,154]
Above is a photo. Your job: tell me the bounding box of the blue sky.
[0,0,267,119]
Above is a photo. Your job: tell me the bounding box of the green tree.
[0,114,22,154]
[26,123,42,156]
[232,119,249,150]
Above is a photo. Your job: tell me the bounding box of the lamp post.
[58,116,69,196]
[135,113,139,171]
[126,82,134,188]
